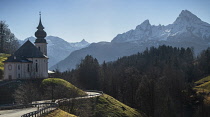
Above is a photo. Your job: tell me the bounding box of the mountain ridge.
[51,10,210,71]
[112,10,210,43]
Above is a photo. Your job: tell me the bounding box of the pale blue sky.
[0,0,209,43]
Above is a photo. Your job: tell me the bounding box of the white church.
[3,14,48,80]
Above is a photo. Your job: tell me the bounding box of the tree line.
[0,21,20,79]
[56,45,210,117]
[0,21,19,54]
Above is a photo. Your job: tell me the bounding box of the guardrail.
[85,90,103,94]
[21,103,58,117]
[0,103,55,110]
[20,91,103,117]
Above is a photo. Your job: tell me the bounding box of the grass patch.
[195,76,210,85]
[43,109,77,117]
[94,94,144,117]
[0,53,10,70]
[42,78,87,97]
[194,75,210,106]
[59,94,145,117]
[195,76,210,94]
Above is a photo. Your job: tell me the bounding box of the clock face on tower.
[8,64,12,70]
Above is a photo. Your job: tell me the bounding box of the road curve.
[0,91,102,117]
[0,107,37,117]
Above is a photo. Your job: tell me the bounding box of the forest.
[54,45,210,117]
[0,21,20,79]
[0,21,19,54]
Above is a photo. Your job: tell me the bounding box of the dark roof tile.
[4,40,47,63]
[14,40,47,58]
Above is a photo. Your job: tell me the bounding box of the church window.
[18,74,20,78]
[27,64,30,72]
[8,75,12,80]
[8,65,12,70]
[18,65,20,70]
[36,63,38,72]
[38,47,40,50]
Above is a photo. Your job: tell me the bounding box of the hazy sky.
[0,0,210,43]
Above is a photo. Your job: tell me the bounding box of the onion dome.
[35,12,47,43]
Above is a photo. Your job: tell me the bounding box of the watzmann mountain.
[112,10,210,43]
[51,10,210,72]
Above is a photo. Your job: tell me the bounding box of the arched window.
[38,47,40,50]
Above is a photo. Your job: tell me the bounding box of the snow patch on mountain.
[51,10,210,72]
[69,39,90,49]
[112,10,210,43]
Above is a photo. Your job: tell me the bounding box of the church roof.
[15,40,47,58]
[4,40,47,63]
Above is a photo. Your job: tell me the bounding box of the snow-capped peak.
[136,19,151,30]
[112,10,210,43]
[70,39,90,48]
[173,10,202,25]
[80,39,88,44]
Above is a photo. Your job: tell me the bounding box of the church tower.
[3,12,48,80]
[34,12,47,55]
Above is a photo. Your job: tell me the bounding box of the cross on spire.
[37,12,44,30]
[39,11,41,19]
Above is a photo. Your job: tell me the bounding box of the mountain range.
[50,10,210,71]
[19,36,90,67]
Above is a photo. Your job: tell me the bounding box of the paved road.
[0,107,37,117]
[0,91,102,117]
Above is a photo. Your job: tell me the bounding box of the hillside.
[59,94,144,117]
[194,75,210,113]
[42,78,87,97]
[51,10,210,72]
[94,94,144,117]
[43,109,77,117]
[195,76,210,94]
[0,78,86,104]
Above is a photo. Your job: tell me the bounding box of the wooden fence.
[21,103,58,117]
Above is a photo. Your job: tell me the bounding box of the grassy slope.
[59,94,144,117]
[195,76,210,93]
[0,53,10,70]
[94,94,144,117]
[0,78,86,104]
[43,109,77,117]
[194,75,210,105]
[42,78,87,96]
[195,76,210,85]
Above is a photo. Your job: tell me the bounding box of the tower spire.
[35,12,47,42]
[37,11,44,30]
